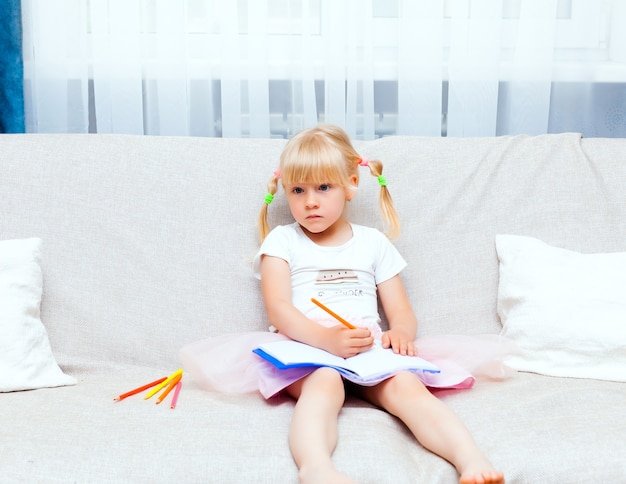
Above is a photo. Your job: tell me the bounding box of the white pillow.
[0,238,76,392]
[496,234,626,382]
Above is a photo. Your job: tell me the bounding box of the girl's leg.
[286,367,356,484]
[353,372,504,484]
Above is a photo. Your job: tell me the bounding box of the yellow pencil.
[156,373,182,405]
[144,368,183,400]
[310,297,357,329]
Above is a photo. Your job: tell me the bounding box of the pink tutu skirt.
[180,332,516,399]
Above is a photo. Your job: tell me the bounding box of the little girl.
[181,124,509,484]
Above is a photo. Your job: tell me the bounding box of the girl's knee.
[304,368,345,398]
[379,372,430,403]
[313,367,345,387]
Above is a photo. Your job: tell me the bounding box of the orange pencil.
[310,297,357,329]
[156,373,182,405]
[113,376,167,401]
[170,381,182,409]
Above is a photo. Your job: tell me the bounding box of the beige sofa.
[1,132,625,483]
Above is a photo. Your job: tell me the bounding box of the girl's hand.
[323,325,374,358]
[381,329,418,356]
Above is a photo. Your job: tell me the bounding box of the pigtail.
[258,172,280,241]
[364,158,401,240]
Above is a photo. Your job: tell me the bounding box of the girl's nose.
[305,193,319,208]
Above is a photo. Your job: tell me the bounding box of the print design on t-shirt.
[315,270,359,285]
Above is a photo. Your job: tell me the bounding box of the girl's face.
[284,175,357,242]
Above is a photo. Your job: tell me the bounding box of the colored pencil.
[114,376,167,401]
[310,297,357,329]
[156,373,182,405]
[144,368,183,400]
[170,381,182,409]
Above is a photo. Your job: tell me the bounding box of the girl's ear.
[346,174,359,201]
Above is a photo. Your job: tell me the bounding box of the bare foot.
[299,464,358,484]
[459,467,504,484]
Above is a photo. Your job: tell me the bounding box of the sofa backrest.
[1,133,625,368]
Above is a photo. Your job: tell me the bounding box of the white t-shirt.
[253,223,407,329]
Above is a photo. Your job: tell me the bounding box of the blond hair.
[258,124,400,241]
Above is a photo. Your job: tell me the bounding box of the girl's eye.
[292,187,304,194]
[319,184,330,191]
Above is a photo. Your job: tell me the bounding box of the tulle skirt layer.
[179,332,516,399]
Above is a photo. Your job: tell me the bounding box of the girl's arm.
[260,255,374,358]
[377,274,419,356]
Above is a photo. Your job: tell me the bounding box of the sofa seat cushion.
[2,361,626,483]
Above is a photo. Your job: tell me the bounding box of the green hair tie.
[377,175,387,187]
[264,193,275,205]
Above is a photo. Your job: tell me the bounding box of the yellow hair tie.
[264,193,274,205]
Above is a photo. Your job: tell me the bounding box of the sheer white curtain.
[21,0,626,139]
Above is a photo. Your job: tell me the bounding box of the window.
[22,0,626,138]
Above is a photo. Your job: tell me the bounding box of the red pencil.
[170,381,182,409]
[113,376,167,401]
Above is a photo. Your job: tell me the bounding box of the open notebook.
[253,340,440,385]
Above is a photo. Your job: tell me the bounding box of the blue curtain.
[0,0,25,133]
